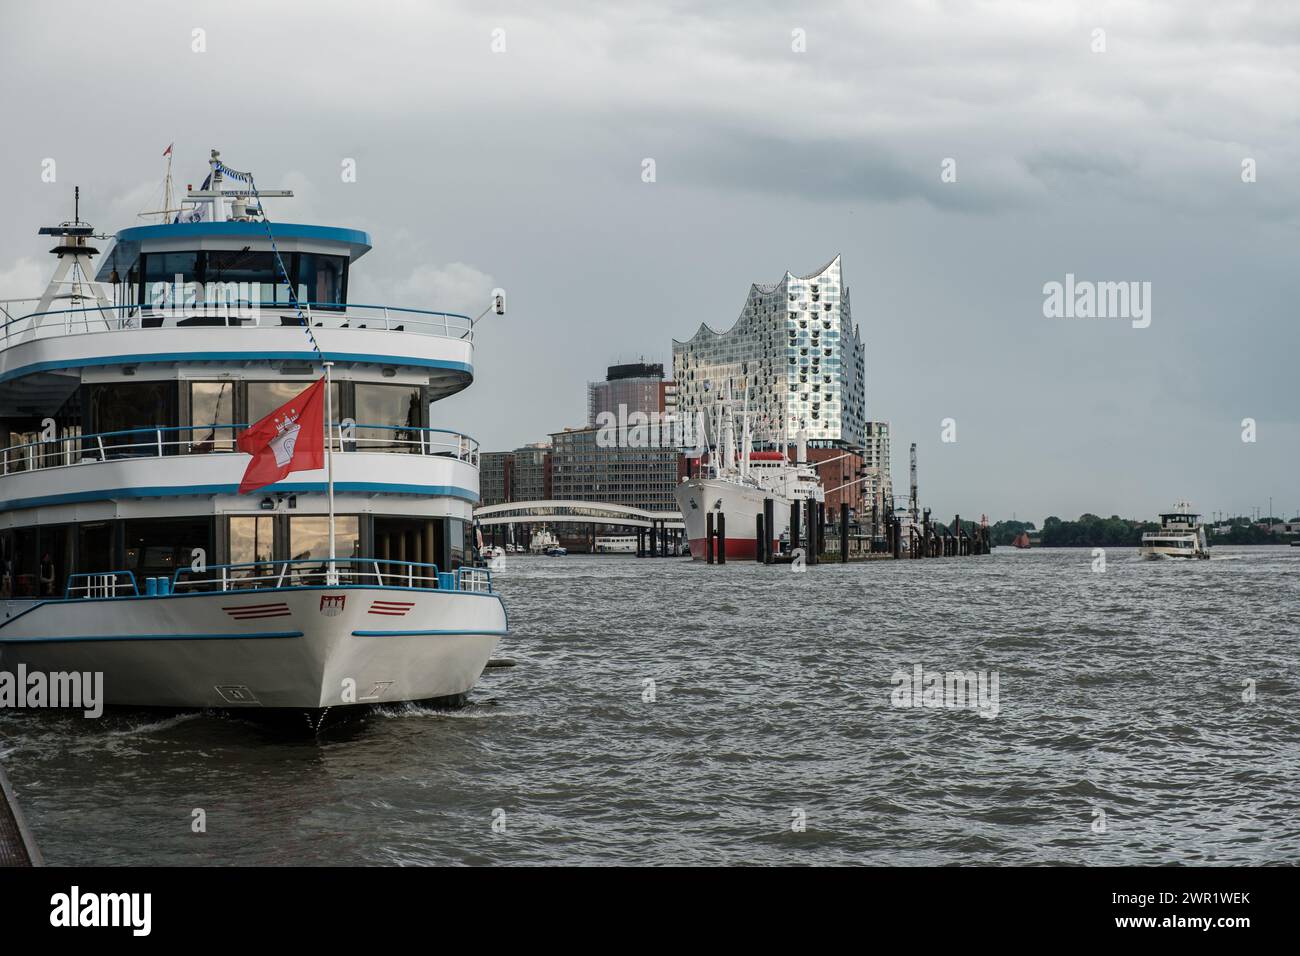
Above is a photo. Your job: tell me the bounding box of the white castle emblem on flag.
[319,595,345,617]
[269,408,300,467]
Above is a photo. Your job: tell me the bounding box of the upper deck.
[0,299,475,402]
[1,175,481,408]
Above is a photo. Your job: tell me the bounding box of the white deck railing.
[1,423,479,476]
[0,300,475,348]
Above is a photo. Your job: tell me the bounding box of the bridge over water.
[473,499,686,555]
[474,500,684,530]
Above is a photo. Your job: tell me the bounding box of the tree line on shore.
[985,514,1296,547]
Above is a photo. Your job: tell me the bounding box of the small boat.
[1012,532,1031,549]
[594,535,638,554]
[544,546,567,556]
[1139,501,1210,559]
[528,529,559,554]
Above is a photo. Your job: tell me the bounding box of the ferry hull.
[675,478,790,561]
[0,586,506,710]
[1137,547,1209,560]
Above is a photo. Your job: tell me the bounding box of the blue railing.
[168,557,492,593]
[1,422,479,475]
[0,300,475,345]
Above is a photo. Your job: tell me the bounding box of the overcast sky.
[1,1,1296,523]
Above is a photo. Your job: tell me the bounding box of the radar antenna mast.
[34,186,113,318]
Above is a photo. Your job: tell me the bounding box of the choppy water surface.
[2,547,1297,865]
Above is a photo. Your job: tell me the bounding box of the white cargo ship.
[674,400,822,560]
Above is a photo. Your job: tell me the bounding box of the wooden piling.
[716,512,727,564]
[755,513,766,563]
[806,498,819,565]
[763,498,775,565]
[705,512,715,564]
[839,503,849,563]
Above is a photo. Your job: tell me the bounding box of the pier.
[0,762,41,867]
[724,499,992,566]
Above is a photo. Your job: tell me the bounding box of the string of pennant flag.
[242,171,324,361]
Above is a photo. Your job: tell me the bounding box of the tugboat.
[1138,501,1210,559]
[0,149,507,717]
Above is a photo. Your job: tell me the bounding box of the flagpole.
[323,361,337,585]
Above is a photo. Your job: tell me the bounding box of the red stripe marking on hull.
[687,538,776,560]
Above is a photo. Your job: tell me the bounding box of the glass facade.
[671,255,865,448]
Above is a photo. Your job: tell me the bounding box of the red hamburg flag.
[236,378,326,494]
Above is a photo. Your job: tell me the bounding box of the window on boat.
[124,516,214,581]
[228,515,276,583]
[87,381,178,452]
[138,250,348,312]
[296,253,347,309]
[188,381,237,453]
[245,381,341,439]
[289,516,361,564]
[353,384,425,453]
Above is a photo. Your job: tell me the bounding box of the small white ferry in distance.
[0,149,507,720]
[1138,500,1210,559]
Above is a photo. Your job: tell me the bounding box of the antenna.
[34,186,113,317]
[138,144,184,223]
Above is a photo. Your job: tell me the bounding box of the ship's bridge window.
[139,250,348,311]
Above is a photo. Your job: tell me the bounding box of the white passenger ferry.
[1138,501,1210,559]
[0,150,506,718]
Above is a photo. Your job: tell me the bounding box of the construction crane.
[909,442,918,522]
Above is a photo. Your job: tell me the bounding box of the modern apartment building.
[863,420,893,522]
[477,443,551,505]
[478,451,513,506]
[512,442,552,501]
[549,425,679,512]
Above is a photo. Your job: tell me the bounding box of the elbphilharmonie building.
[671,255,866,449]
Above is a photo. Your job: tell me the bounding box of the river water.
[2,546,1296,865]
